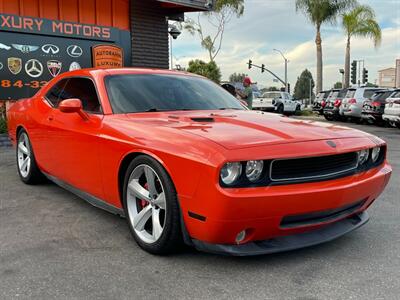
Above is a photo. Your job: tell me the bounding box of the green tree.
[342,5,381,88]
[187,59,222,83]
[229,72,247,83]
[294,69,315,100]
[183,0,244,62]
[334,81,343,88]
[295,0,356,92]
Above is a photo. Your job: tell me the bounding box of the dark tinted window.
[105,74,244,113]
[338,89,347,98]
[60,78,101,113]
[391,91,400,98]
[45,79,68,107]
[371,91,392,101]
[363,89,382,98]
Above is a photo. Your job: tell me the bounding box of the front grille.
[280,199,366,228]
[270,152,358,183]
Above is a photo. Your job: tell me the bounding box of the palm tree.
[296,0,356,92]
[342,5,381,87]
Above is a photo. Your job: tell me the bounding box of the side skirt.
[43,172,125,217]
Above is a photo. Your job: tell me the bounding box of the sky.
[172,0,400,90]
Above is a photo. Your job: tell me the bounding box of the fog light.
[235,230,246,244]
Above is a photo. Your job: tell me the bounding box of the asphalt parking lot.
[1,120,399,300]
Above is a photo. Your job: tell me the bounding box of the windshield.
[105,74,244,113]
[262,92,281,98]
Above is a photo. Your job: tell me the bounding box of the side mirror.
[59,99,89,120]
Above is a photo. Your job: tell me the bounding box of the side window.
[45,79,69,107]
[60,78,102,114]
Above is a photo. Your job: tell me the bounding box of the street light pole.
[274,49,289,93]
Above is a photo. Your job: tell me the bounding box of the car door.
[32,78,69,174]
[45,77,105,199]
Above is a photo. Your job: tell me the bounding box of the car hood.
[124,110,369,150]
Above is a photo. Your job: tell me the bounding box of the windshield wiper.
[218,107,242,110]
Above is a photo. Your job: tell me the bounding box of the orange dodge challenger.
[7,68,392,256]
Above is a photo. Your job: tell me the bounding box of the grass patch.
[0,117,7,134]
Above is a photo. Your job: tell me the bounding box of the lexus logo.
[42,44,59,54]
[67,45,83,58]
[25,59,43,78]
[326,140,337,148]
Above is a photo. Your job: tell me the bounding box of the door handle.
[48,115,54,121]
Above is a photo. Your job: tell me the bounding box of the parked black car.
[312,90,330,115]
[361,89,393,125]
[323,89,347,121]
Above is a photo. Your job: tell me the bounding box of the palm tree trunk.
[315,25,323,93]
[344,35,351,88]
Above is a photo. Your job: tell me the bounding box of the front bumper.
[382,114,400,123]
[181,160,391,253]
[192,211,369,256]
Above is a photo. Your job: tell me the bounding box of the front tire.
[276,104,284,114]
[123,155,182,255]
[16,130,44,184]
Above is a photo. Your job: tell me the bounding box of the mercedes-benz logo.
[42,44,60,54]
[67,45,83,58]
[25,59,43,78]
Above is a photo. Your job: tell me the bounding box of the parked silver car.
[340,87,384,120]
[382,89,400,128]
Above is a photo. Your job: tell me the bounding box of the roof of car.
[66,67,200,78]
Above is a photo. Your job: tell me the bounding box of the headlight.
[220,162,242,185]
[358,149,369,165]
[371,147,380,162]
[245,160,264,182]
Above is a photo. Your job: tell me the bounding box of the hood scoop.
[190,117,215,122]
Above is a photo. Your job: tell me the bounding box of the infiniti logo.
[42,44,60,54]
[326,141,337,148]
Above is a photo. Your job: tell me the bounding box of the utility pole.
[274,49,289,92]
[357,60,364,86]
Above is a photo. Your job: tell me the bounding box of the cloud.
[173,0,400,90]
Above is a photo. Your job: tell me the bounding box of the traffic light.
[261,64,265,73]
[362,68,368,84]
[248,59,252,69]
[351,60,357,84]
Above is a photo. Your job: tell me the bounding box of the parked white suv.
[340,87,384,120]
[382,89,400,128]
[253,91,300,114]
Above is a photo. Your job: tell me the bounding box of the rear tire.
[122,155,182,255]
[276,104,284,114]
[16,130,45,184]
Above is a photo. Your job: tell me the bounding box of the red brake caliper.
[140,183,149,208]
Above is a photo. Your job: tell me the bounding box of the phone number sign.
[0,13,130,100]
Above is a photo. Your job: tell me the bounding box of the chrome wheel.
[17,132,31,178]
[127,164,166,244]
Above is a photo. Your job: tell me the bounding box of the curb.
[0,134,12,148]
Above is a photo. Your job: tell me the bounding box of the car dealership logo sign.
[69,62,81,71]
[42,44,59,55]
[0,43,11,50]
[12,44,39,53]
[8,57,22,75]
[25,59,43,78]
[47,60,62,77]
[67,45,83,58]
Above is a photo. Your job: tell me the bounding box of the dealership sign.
[0,13,130,99]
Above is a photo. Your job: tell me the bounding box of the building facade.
[0,0,211,101]
[378,67,396,88]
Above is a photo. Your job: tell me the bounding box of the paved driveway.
[1,121,399,299]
